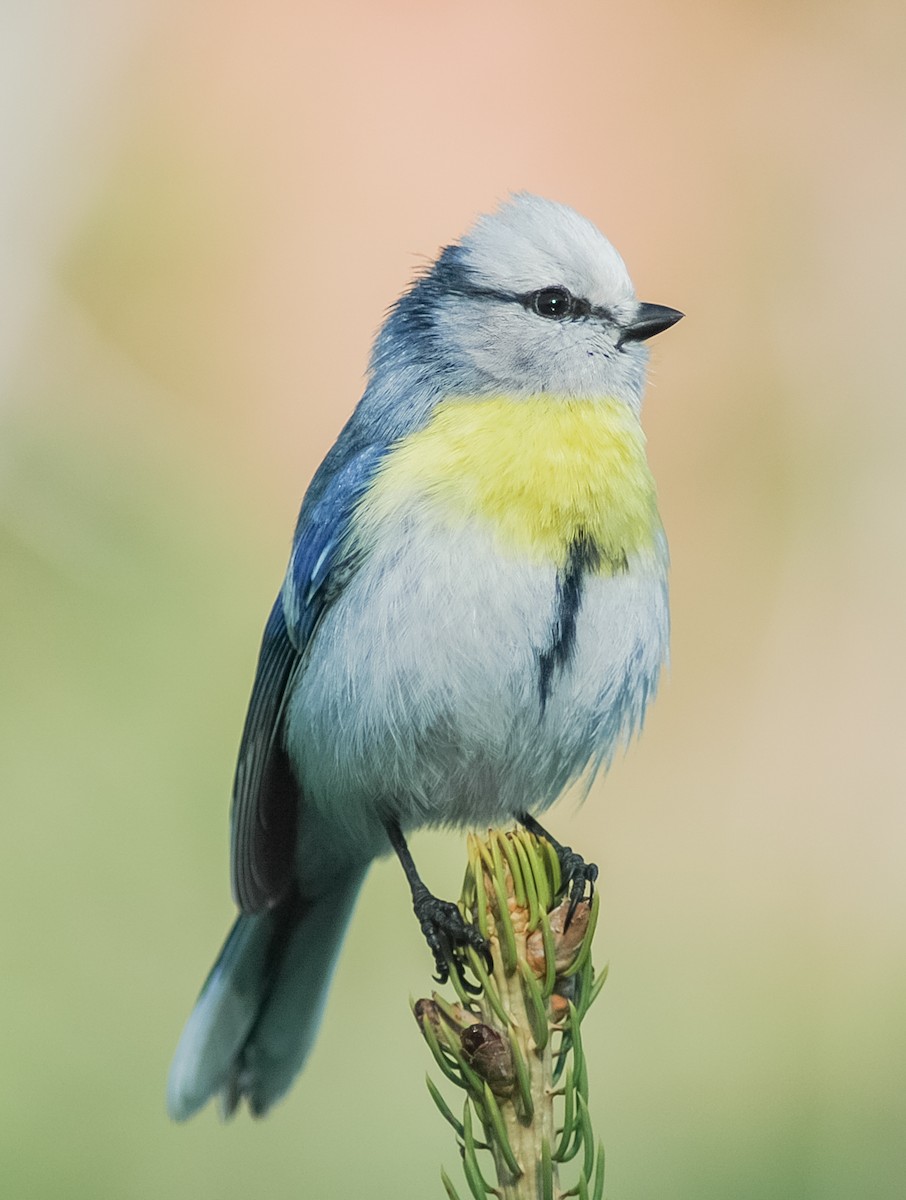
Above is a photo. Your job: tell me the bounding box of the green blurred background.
[3,2,904,1196]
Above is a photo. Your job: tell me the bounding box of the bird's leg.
[385,820,492,987]
[518,812,598,927]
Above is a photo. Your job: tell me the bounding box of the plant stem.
[414,830,606,1200]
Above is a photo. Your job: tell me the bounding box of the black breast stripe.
[537,531,602,710]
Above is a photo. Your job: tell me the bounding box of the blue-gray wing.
[230,599,300,913]
[229,445,386,913]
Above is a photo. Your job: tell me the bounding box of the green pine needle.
[415,830,606,1199]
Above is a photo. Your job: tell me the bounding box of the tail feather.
[167,868,366,1121]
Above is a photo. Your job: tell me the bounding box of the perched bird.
[167,194,681,1121]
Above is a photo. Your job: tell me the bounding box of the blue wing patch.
[230,444,386,913]
[281,443,387,650]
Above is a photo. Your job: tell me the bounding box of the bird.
[167,193,682,1121]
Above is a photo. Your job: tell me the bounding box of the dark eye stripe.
[445,278,603,321]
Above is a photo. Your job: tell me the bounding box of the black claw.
[412,888,492,986]
[561,850,598,928]
[518,813,597,924]
[452,955,482,995]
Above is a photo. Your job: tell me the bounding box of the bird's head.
[378,194,681,414]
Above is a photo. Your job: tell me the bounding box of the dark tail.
[167,866,366,1120]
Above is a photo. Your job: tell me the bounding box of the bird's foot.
[519,813,597,928]
[412,886,492,988]
[557,846,598,928]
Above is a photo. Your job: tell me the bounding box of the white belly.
[284,510,669,858]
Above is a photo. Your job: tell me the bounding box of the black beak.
[617,302,684,347]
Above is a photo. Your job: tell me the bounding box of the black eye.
[531,286,574,319]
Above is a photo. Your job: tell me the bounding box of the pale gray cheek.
[468,335,540,391]
[487,327,606,396]
[503,340,563,392]
[622,344,648,390]
[599,344,647,410]
[536,332,642,402]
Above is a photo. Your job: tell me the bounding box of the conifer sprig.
[414,830,606,1200]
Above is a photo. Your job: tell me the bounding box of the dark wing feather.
[230,600,299,912]
[229,444,387,913]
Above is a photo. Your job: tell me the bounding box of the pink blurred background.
[3,2,904,1197]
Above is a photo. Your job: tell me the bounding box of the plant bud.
[460,1023,515,1096]
[525,898,591,978]
[413,998,442,1034]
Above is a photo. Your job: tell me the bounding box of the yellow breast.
[362,396,661,571]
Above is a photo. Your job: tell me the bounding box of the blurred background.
[3,1,904,1197]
